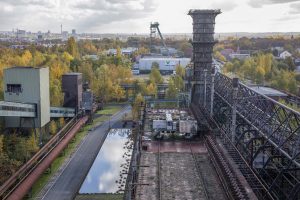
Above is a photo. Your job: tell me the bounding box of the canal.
[79,128,133,194]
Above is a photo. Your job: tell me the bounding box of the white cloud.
[248,0,300,8]
[0,0,299,33]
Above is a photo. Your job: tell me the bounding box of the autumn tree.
[58,118,65,128]
[111,84,125,101]
[146,82,157,97]
[132,93,145,120]
[149,67,163,85]
[0,135,21,184]
[175,65,185,78]
[166,79,178,98]
[173,75,184,91]
[26,133,39,155]
[49,120,57,135]
[66,37,79,58]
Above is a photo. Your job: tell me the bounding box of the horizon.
[0,0,300,33]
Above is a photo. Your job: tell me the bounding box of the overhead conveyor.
[0,101,75,118]
[0,101,36,117]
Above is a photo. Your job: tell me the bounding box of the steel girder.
[212,72,300,199]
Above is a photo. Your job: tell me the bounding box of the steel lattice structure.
[212,72,300,199]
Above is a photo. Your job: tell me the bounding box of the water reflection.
[79,129,133,194]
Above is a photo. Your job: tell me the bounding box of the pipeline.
[0,116,88,200]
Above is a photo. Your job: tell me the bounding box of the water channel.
[79,128,133,194]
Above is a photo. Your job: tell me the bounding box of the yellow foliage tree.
[59,118,65,128]
[49,120,57,135]
[21,50,33,66]
[146,82,157,97]
[26,133,39,154]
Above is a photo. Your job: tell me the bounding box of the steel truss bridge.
[192,72,300,199]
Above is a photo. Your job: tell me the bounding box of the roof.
[63,72,82,76]
[6,66,48,71]
[139,57,191,61]
[166,113,172,121]
[250,86,287,97]
[188,9,221,15]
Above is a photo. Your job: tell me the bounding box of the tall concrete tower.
[188,9,221,109]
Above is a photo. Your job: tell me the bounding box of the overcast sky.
[0,0,299,33]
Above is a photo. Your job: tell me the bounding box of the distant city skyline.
[0,0,300,34]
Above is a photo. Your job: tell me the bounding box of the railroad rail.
[0,115,86,199]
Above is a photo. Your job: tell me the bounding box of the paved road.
[42,105,131,200]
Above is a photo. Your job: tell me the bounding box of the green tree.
[173,75,184,92]
[175,65,185,78]
[255,66,265,84]
[149,67,163,84]
[166,79,178,98]
[284,57,296,71]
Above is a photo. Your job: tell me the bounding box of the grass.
[93,115,110,125]
[75,194,123,200]
[28,105,124,199]
[96,105,123,115]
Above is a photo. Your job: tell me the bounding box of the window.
[6,84,22,93]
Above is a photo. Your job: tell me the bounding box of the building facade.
[4,67,50,128]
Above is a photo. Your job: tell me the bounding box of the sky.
[0,0,300,33]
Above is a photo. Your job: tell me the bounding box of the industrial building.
[1,68,89,129]
[3,67,50,128]
[62,73,83,112]
[135,57,191,74]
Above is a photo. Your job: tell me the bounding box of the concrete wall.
[4,67,50,128]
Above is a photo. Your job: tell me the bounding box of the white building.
[107,47,137,56]
[229,53,250,60]
[137,57,191,74]
[279,51,292,59]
